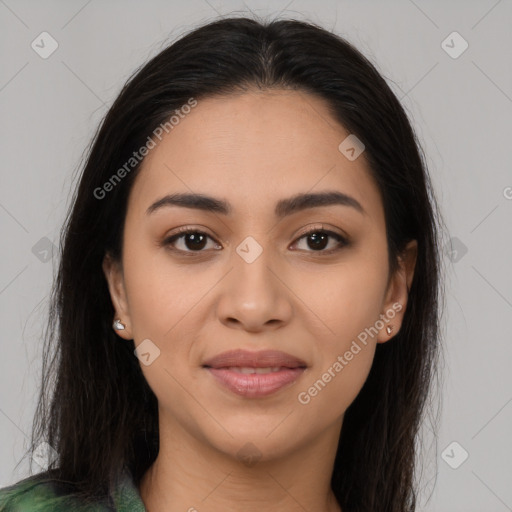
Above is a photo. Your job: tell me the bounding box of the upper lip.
[202,349,307,369]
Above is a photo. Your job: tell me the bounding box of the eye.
[162,227,221,253]
[162,225,348,255]
[291,226,348,253]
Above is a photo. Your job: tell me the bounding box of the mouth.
[213,366,298,374]
[202,348,308,370]
[202,349,307,398]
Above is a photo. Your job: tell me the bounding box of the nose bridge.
[215,233,292,329]
[232,234,278,302]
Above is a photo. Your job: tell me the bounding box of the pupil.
[309,232,327,250]
[186,233,206,250]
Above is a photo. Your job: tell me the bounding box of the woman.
[0,15,444,512]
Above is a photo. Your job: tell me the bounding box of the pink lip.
[202,349,307,369]
[202,349,308,398]
[206,367,306,398]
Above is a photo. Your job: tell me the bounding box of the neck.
[138,411,343,512]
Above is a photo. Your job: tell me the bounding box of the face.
[103,89,416,462]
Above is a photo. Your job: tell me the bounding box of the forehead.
[128,89,383,222]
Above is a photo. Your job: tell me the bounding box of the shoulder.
[0,473,109,512]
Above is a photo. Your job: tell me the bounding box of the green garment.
[0,466,146,511]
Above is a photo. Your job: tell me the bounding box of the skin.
[103,89,417,512]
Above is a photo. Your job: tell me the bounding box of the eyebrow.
[146,191,365,218]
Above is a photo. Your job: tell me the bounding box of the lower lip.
[206,367,305,398]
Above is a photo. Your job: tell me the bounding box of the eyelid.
[162,225,221,253]
[162,224,349,254]
[294,223,348,243]
[290,224,349,253]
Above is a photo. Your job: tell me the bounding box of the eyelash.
[161,225,349,256]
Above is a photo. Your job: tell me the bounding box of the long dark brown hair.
[19,14,444,512]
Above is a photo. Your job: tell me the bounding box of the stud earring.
[113,319,125,331]
[386,325,393,335]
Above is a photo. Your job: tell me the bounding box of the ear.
[376,239,417,343]
[102,252,133,340]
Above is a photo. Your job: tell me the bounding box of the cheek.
[294,254,387,413]
[295,263,387,419]
[121,239,196,342]
[295,341,376,429]
[295,258,389,346]
[121,246,202,413]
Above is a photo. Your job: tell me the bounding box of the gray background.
[1,1,511,511]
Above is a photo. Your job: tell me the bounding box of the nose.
[215,245,293,333]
